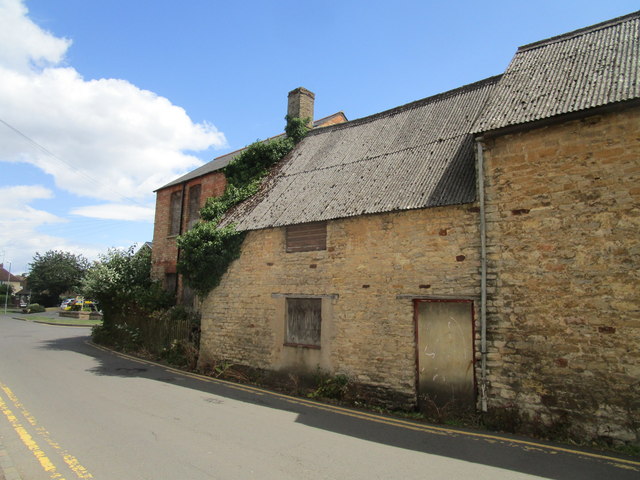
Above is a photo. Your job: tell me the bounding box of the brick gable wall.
[151,171,227,291]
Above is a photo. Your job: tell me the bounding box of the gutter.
[476,138,488,412]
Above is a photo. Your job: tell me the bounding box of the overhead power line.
[0,117,151,208]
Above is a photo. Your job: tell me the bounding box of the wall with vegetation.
[198,205,481,407]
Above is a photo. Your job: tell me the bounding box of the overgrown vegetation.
[84,245,202,367]
[0,284,12,308]
[82,245,173,330]
[308,370,350,400]
[22,303,45,314]
[177,116,310,296]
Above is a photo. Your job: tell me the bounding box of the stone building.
[472,12,640,442]
[150,88,347,302]
[156,12,639,444]
[203,76,500,410]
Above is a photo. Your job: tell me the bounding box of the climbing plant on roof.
[177,116,310,296]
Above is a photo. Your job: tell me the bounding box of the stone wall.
[482,106,640,443]
[199,204,481,405]
[150,172,227,286]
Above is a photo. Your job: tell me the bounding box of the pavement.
[0,441,21,480]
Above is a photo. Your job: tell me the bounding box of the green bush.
[26,303,45,313]
[91,323,141,351]
[82,245,173,329]
[160,339,199,369]
[308,372,350,400]
[0,294,10,307]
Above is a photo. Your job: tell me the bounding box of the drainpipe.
[476,138,488,412]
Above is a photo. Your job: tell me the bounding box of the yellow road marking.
[89,340,640,470]
[0,393,64,479]
[0,382,94,479]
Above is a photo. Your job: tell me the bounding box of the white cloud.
[71,203,155,222]
[0,0,70,73]
[0,1,228,272]
[0,185,102,274]
[0,0,226,208]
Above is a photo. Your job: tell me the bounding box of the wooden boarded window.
[285,222,326,253]
[186,184,201,230]
[168,190,183,236]
[164,273,177,294]
[285,298,321,348]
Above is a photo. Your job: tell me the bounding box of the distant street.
[0,315,638,480]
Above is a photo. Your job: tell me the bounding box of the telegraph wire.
[0,117,153,209]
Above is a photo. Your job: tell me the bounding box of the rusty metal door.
[415,300,474,410]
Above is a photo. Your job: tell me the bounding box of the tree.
[82,246,173,328]
[27,251,89,306]
[0,283,13,309]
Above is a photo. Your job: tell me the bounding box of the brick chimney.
[287,87,315,128]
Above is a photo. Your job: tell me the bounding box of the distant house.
[0,264,24,295]
[150,88,347,303]
[189,11,639,444]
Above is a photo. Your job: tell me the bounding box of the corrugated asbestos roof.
[225,77,500,231]
[157,112,347,191]
[473,11,640,133]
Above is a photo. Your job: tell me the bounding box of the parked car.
[60,298,75,310]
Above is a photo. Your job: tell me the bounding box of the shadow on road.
[39,333,638,480]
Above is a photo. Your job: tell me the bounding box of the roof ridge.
[518,10,640,52]
[210,111,345,161]
[307,75,502,137]
[314,111,347,124]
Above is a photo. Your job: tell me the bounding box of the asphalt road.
[0,315,638,480]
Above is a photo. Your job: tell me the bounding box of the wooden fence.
[116,313,198,355]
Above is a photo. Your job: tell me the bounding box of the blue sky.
[0,0,637,274]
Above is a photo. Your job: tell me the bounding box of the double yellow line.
[90,342,640,472]
[0,382,93,480]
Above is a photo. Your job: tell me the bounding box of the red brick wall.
[151,171,227,288]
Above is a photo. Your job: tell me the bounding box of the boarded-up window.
[285,298,321,347]
[285,222,326,253]
[181,283,195,307]
[164,273,177,294]
[187,184,201,230]
[168,190,183,236]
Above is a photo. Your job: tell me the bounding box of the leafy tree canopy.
[82,245,173,328]
[28,250,89,305]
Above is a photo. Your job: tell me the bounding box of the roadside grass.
[21,315,102,327]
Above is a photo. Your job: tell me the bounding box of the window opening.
[286,222,327,253]
[285,297,321,347]
[187,184,202,230]
[168,190,183,236]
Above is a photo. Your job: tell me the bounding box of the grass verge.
[20,315,102,327]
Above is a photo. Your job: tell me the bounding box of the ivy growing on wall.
[177,116,310,296]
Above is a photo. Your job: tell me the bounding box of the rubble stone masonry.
[199,205,481,406]
[482,106,640,443]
